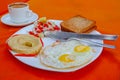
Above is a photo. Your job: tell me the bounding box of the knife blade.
[44,31,118,40]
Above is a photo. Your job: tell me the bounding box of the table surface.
[0,0,120,80]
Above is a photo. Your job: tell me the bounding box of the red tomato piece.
[38,25,43,30]
[29,31,35,35]
[47,22,52,25]
[54,25,60,30]
[40,38,44,47]
[36,30,41,33]
[35,27,38,31]
[38,22,43,26]
[34,34,39,37]
[43,23,48,28]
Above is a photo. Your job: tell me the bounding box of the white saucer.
[0,13,38,26]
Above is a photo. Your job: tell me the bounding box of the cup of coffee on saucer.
[8,2,33,23]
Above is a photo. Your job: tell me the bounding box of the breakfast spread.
[60,15,96,33]
[6,15,99,71]
[39,40,94,69]
[7,34,42,56]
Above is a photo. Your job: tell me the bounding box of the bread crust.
[83,26,97,33]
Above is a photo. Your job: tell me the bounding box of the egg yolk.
[74,45,90,53]
[59,54,74,63]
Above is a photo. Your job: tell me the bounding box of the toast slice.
[60,15,96,33]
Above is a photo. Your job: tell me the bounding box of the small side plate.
[1,13,38,26]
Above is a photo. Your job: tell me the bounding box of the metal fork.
[57,38,116,49]
[69,38,115,48]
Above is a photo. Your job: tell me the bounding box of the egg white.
[39,40,95,69]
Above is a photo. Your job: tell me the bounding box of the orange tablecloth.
[0,0,120,80]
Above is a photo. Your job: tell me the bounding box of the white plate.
[1,13,38,26]
[7,20,103,72]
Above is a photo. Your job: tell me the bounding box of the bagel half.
[7,34,42,55]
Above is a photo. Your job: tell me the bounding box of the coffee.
[8,2,33,23]
[9,3,27,8]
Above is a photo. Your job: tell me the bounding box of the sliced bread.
[60,15,96,33]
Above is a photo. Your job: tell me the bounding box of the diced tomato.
[29,31,39,37]
[35,27,43,33]
[40,38,44,47]
[47,22,52,25]
[54,25,60,30]
[29,31,35,35]
[38,25,43,30]
[34,27,38,31]
[36,30,41,33]
[38,22,43,26]
[43,23,48,28]
[35,27,39,33]
[38,29,43,33]
[34,34,39,37]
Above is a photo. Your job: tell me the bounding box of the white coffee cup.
[8,2,33,23]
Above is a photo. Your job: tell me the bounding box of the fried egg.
[39,40,95,69]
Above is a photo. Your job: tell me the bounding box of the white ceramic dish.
[7,20,103,72]
[1,13,38,26]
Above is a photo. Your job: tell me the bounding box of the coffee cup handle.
[26,10,33,18]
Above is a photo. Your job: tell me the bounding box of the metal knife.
[44,31,118,40]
